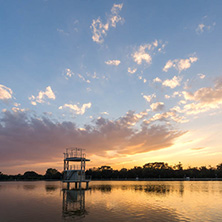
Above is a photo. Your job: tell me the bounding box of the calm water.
[0,181,222,222]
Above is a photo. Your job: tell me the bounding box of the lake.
[0,181,222,221]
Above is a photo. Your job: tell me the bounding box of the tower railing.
[64,147,86,159]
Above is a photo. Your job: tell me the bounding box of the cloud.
[158,43,166,52]
[182,103,215,115]
[132,40,166,65]
[191,147,205,151]
[133,44,152,65]
[183,78,222,104]
[110,4,124,27]
[91,3,124,44]
[91,18,109,44]
[172,91,182,98]
[11,107,26,113]
[14,102,20,107]
[0,84,13,100]
[143,93,156,102]
[162,76,182,89]
[57,28,69,36]
[59,102,92,115]
[64,68,74,79]
[163,60,174,72]
[182,78,222,114]
[128,67,137,74]
[196,24,205,33]
[29,86,55,105]
[153,77,162,83]
[64,68,90,83]
[105,60,121,66]
[196,22,216,34]
[163,56,198,73]
[77,74,91,83]
[150,102,165,111]
[101,112,109,115]
[138,76,147,83]
[178,100,186,105]
[144,109,188,124]
[0,110,184,172]
[198,73,205,79]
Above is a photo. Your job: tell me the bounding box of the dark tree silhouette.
[44,168,62,180]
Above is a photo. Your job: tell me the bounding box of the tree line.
[85,162,222,179]
[1,162,222,181]
[0,168,62,181]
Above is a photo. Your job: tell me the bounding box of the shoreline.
[1,178,222,182]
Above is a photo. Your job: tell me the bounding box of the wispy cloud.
[64,68,74,79]
[163,56,198,73]
[105,60,121,66]
[196,22,216,34]
[64,68,90,83]
[91,3,124,44]
[101,111,109,115]
[191,147,205,151]
[142,93,156,103]
[29,86,55,106]
[77,74,91,83]
[196,24,205,33]
[86,71,109,81]
[128,67,137,74]
[59,102,92,115]
[162,76,182,89]
[0,84,13,100]
[56,28,69,36]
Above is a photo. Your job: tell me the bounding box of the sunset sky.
[0,0,222,174]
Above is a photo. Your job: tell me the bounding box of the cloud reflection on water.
[90,182,185,196]
[0,181,221,221]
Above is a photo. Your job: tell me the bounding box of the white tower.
[63,147,90,189]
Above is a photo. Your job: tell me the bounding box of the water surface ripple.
[0,181,221,221]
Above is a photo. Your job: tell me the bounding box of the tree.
[44,168,62,180]
[217,163,222,177]
[23,171,42,180]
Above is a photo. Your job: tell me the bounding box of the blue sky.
[0,1,222,174]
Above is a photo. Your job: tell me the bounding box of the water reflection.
[45,184,58,193]
[143,184,170,193]
[91,184,112,193]
[91,182,185,195]
[23,184,36,190]
[62,189,87,220]
[0,181,221,221]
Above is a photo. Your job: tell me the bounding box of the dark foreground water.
[0,181,222,222]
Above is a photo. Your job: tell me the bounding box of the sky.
[0,0,222,174]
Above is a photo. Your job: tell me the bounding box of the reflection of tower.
[63,148,90,189]
[62,189,86,219]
